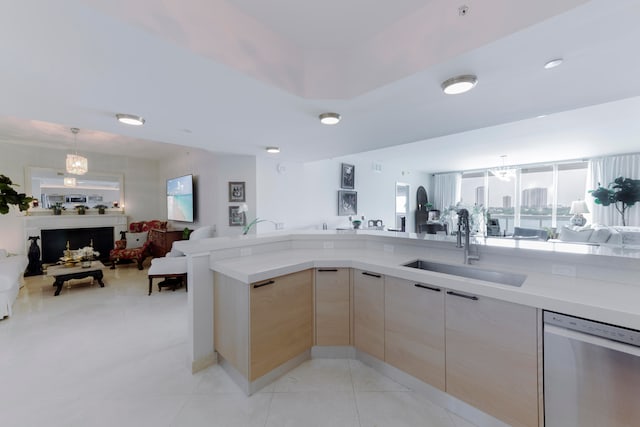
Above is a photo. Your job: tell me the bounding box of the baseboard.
[311,345,356,359]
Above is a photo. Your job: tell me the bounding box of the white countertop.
[204,232,640,331]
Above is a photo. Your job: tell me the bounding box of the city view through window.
[460,162,588,235]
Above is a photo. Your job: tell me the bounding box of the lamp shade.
[570,200,589,215]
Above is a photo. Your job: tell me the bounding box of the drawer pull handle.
[446,291,478,301]
[318,269,338,272]
[414,284,441,292]
[253,280,275,289]
[362,272,381,278]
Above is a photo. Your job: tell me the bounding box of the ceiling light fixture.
[66,127,88,175]
[544,58,563,69]
[319,112,341,125]
[441,74,478,95]
[63,177,76,187]
[489,155,516,181]
[116,113,145,126]
[266,146,280,154]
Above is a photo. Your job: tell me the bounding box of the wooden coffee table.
[46,261,106,296]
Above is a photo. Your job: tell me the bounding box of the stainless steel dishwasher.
[544,311,640,427]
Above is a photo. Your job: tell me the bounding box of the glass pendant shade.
[66,154,88,175]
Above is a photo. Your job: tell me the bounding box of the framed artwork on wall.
[229,206,246,226]
[338,190,357,216]
[341,163,355,189]
[229,182,245,202]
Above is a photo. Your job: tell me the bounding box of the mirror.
[395,182,410,231]
[25,167,123,210]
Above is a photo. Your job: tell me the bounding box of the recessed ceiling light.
[319,112,341,125]
[266,146,280,154]
[441,74,478,95]
[544,58,563,69]
[116,113,145,126]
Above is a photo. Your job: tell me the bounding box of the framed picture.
[229,206,246,226]
[229,182,245,202]
[341,163,355,189]
[338,190,357,216]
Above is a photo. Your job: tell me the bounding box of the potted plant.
[94,204,108,214]
[75,205,89,215]
[0,174,33,215]
[50,202,65,215]
[590,176,640,226]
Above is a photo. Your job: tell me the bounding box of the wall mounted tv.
[167,174,195,222]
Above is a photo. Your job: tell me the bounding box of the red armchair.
[110,220,167,270]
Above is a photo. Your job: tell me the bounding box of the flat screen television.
[167,174,195,222]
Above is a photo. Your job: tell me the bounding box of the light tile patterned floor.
[0,266,477,427]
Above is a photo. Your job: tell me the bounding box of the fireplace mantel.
[23,214,127,253]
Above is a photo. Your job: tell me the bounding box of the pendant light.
[66,127,88,175]
[489,155,516,181]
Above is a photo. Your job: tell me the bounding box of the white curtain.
[587,154,640,226]
[433,172,462,211]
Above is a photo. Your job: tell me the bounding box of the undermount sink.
[403,259,526,287]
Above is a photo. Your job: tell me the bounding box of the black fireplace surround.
[41,227,114,264]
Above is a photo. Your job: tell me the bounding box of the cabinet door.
[250,269,313,381]
[353,269,385,360]
[315,268,350,346]
[445,291,539,427]
[385,276,445,390]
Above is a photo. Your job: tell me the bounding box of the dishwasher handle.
[545,324,640,357]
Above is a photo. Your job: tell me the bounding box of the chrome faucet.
[457,209,479,264]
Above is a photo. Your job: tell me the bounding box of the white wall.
[0,141,160,253]
[256,155,432,232]
[158,148,256,237]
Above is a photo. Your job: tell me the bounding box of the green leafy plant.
[0,174,33,215]
[94,204,108,214]
[589,177,640,226]
[75,205,90,215]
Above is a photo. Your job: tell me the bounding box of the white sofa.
[0,249,28,319]
[556,224,640,246]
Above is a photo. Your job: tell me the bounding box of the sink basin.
[403,260,526,287]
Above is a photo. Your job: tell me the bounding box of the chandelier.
[66,127,88,175]
[489,155,516,181]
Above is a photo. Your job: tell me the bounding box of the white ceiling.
[1,0,639,173]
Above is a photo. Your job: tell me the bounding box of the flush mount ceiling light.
[116,113,145,126]
[319,112,341,125]
[66,127,88,175]
[544,58,563,69]
[266,146,280,154]
[441,74,478,95]
[489,155,516,181]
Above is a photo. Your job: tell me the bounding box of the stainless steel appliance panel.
[544,311,640,427]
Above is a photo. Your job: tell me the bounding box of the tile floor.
[0,266,477,427]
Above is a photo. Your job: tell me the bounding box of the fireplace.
[23,214,127,265]
[41,227,114,264]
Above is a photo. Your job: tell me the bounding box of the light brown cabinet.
[314,268,351,346]
[384,276,445,390]
[250,269,313,381]
[353,269,385,360]
[445,290,539,427]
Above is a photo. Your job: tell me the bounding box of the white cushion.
[126,232,148,249]
[558,226,593,243]
[189,226,213,241]
[148,256,187,275]
[588,226,612,244]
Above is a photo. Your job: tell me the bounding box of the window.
[458,161,588,236]
[520,165,553,230]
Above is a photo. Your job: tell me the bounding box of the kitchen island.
[174,231,640,427]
